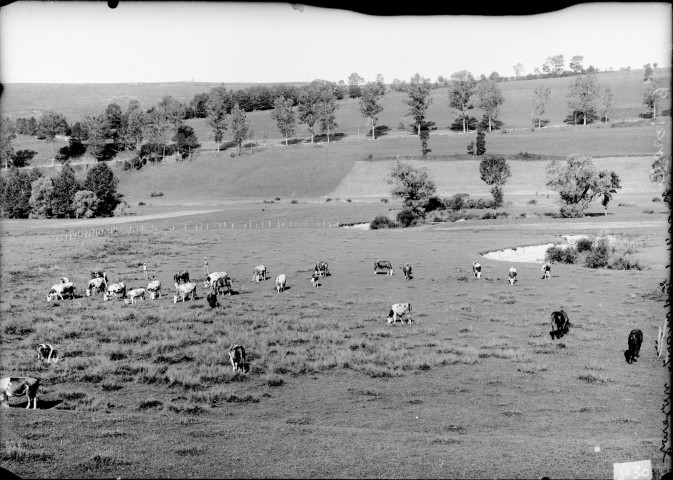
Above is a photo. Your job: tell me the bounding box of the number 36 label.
[613,460,652,480]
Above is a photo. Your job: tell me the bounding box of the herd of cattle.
[3,257,646,409]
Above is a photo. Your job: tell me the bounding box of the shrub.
[138,202,146,206]
[576,237,593,253]
[396,209,421,227]
[496,212,509,218]
[546,246,578,264]
[150,191,164,197]
[527,199,537,205]
[424,196,446,212]
[370,215,398,229]
[513,151,543,160]
[346,199,352,203]
[465,197,494,209]
[585,239,610,268]
[445,193,470,211]
[608,255,642,270]
[290,199,298,204]
[481,211,497,219]
[325,198,332,202]
[275,197,281,201]
[380,198,388,203]
[559,204,585,218]
[643,209,655,214]
[652,197,662,202]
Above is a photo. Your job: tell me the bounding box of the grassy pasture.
[0,204,669,478]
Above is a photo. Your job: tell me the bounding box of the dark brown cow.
[550,310,570,339]
[624,329,643,364]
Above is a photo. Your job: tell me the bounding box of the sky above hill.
[0,1,670,84]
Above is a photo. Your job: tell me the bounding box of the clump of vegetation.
[275,197,281,201]
[138,202,146,206]
[370,215,398,229]
[396,209,420,227]
[546,235,642,270]
[584,238,610,268]
[643,209,655,214]
[575,237,594,253]
[290,199,298,204]
[150,191,164,197]
[325,198,332,202]
[652,197,662,202]
[513,151,543,160]
[380,198,389,203]
[546,246,578,264]
[527,199,537,205]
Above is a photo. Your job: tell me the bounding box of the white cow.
[508,267,518,285]
[103,282,126,301]
[85,277,106,297]
[47,282,74,301]
[252,265,267,282]
[174,282,197,303]
[124,288,145,304]
[275,274,286,293]
[386,303,413,324]
[473,261,482,278]
[0,377,40,409]
[541,262,551,280]
[147,279,162,299]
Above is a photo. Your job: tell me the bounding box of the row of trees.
[0,162,122,219]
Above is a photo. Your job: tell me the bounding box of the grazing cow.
[311,270,320,287]
[541,262,551,280]
[147,279,161,300]
[624,329,643,364]
[59,277,70,284]
[173,271,190,285]
[0,377,40,409]
[252,265,267,282]
[386,303,413,324]
[316,261,330,277]
[508,267,518,285]
[90,271,109,286]
[36,343,59,365]
[206,291,219,308]
[173,282,197,303]
[124,288,145,305]
[85,277,106,297]
[374,259,394,275]
[400,263,412,280]
[103,282,126,301]
[213,275,233,296]
[473,262,482,278]
[203,271,227,290]
[275,274,286,293]
[228,345,246,373]
[47,282,74,301]
[550,310,571,340]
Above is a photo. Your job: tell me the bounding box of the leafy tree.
[374,74,386,94]
[83,114,112,161]
[317,85,339,143]
[37,111,69,160]
[122,103,145,151]
[599,170,621,215]
[271,96,296,146]
[348,72,364,98]
[143,108,174,160]
[173,125,201,160]
[1,117,17,169]
[488,71,501,82]
[513,63,524,77]
[105,103,123,147]
[545,154,622,217]
[600,87,613,123]
[11,150,37,168]
[29,176,54,218]
[405,73,433,136]
[72,190,100,218]
[643,79,665,118]
[534,85,552,128]
[190,93,210,118]
[476,80,504,132]
[385,160,436,218]
[569,55,584,74]
[420,130,430,157]
[297,86,321,144]
[550,55,565,75]
[359,83,384,140]
[83,162,121,216]
[1,167,41,218]
[650,154,672,207]
[566,74,600,126]
[206,86,229,151]
[70,121,88,142]
[51,163,80,218]
[479,154,511,208]
[643,63,653,81]
[230,102,249,155]
[476,128,486,156]
[449,70,477,133]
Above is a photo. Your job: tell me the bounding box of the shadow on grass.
[10,399,64,410]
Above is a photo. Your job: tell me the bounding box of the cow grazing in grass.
[85,277,106,297]
[541,262,551,280]
[203,271,227,290]
[229,345,246,373]
[316,261,330,277]
[147,279,161,299]
[124,288,145,305]
[550,310,571,340]
[252,265,267,282]
[0,377,40,409]
[400,263,412,280]
[386,303,413,324]
[206,291,219,308]
[374,259,394,275]
[36,343,59,365]
[103,283,126,301]
[275,274,286,293]
[90,271,108,286]
[173,271,190,285]
[473,262,482,278]
[311,270,320,287]
[624,329,643,364]
[47,282,74,301]
[173,282,197,303]
[508,267,518,285]
[213,275,233,296]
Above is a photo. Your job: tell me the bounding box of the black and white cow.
[147,279,161,299]
[252,265,267,282]
[275,274,286,293]
[86,277,106,297]
[541,262,551,280]
[473,261,482,278]
[316,261,330,277]
[400,263,412,280]
[173,282,197,303]
[174,271,190,285]
[0,377,40,409]
[124,288,145,305]
[213,275,233,296]
[36,343,59,365]
[624,329,643,364]
[47,282,75,301]
[374,260,394,275]
[550,310,571,340]
[103,282,126,301]
[386,303,413,324]
[203,272,227,290]
[228,345,246,373]
[508,267,518,285]
[206,291,219,308]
